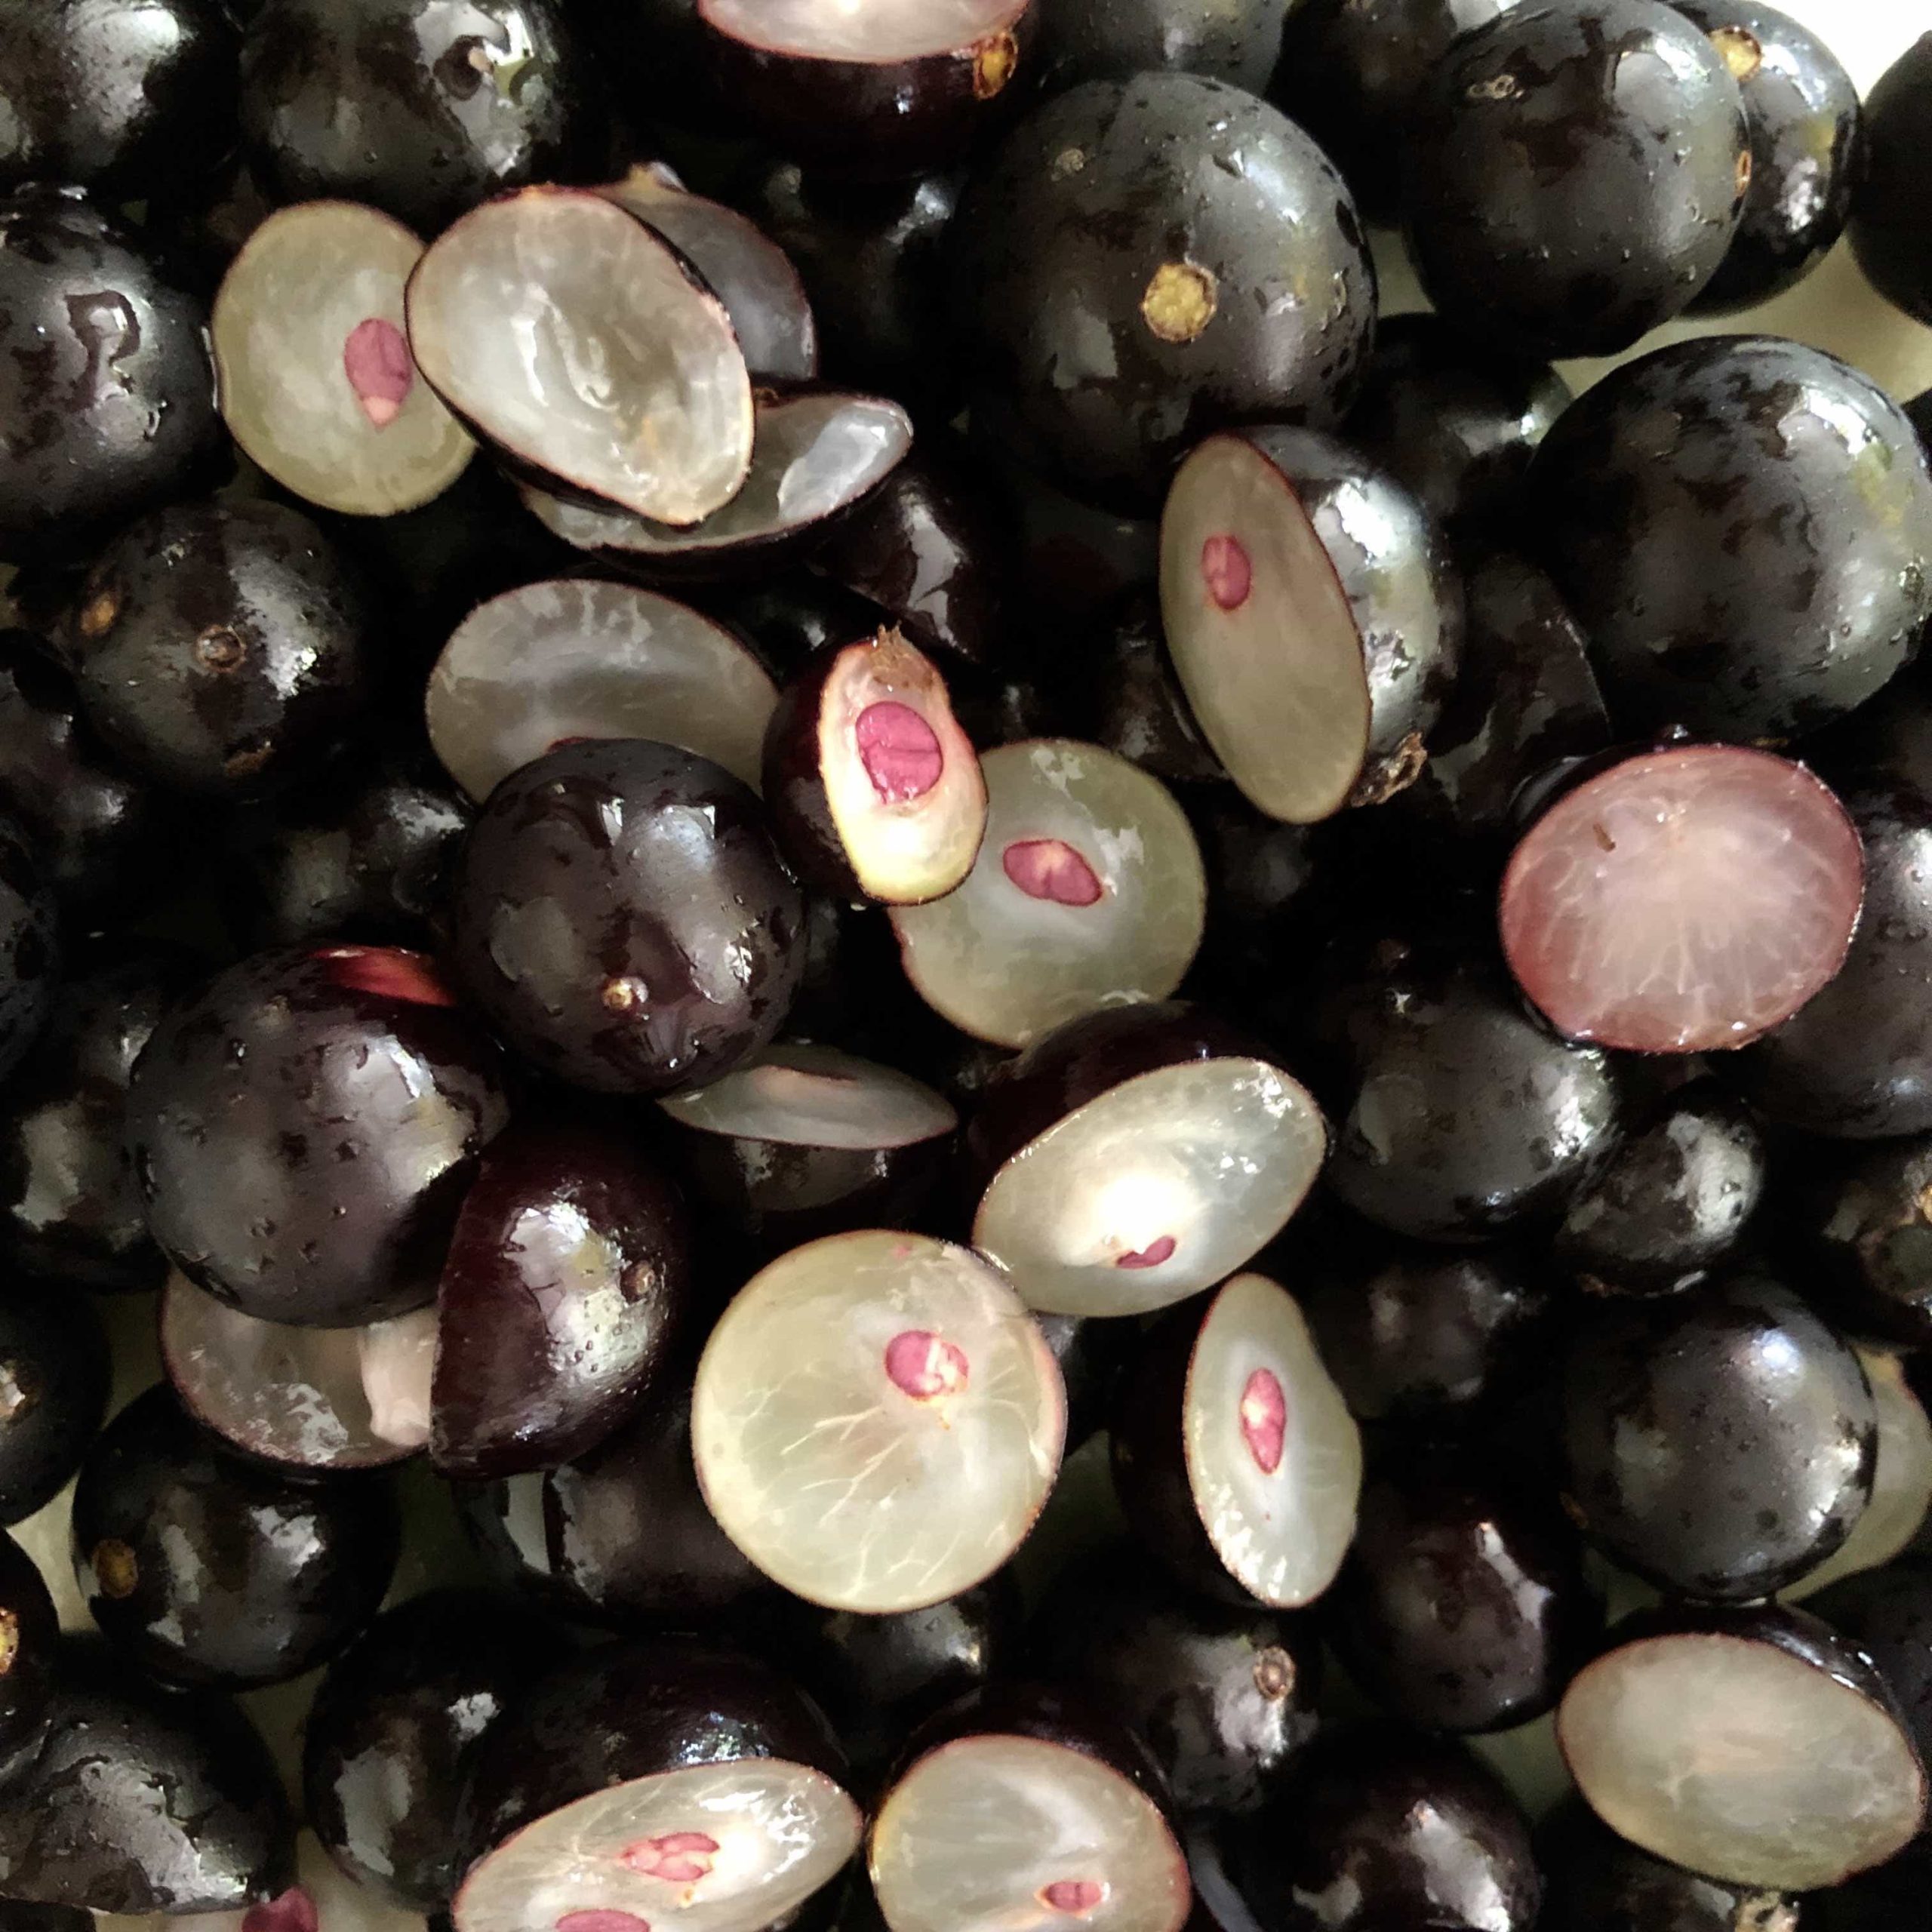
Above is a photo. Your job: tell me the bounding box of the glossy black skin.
[1403,1,1748,361]
[0,1635,294,1912]
[140,154,275,297]
[1079,591,1232,788]
[0,1529,59,1774]
[63,499,373,802]
[0,189,224,566]
[1730,790,1932,1138]
[1032,1549,1322,1814]
[1554,1081,1766,1294]
[1561,1273,1876,1601]
[239,0,602,236]
[432,1119,690,1480]
[1039,0,1291,91]
[1796,1137,1932,1349]
[303,1588,556,1909]
[1327,1447,1603,1735]
[0,1905,89,1932]
[1673,0,1860,312]
[0,1283,109,1527]
[1327,973,1623,1244]
[1810,1558,1932,1766]
[0,954,182,1294]
[0,817,56,1091]
[460,1637,848,1866]
[126,946,512,1327]
[453,740,804,1097]
[72,1385,401,1690]
[1272,0,1515,222]
[0,0,239,199]
[706,577,885,683]
[986,437,1160,626]
[1530,337,1932,743]
[1214,1728,1541,1932]
[1536,1798,1799,1932]
[1343,316,1571,541]
[1811,1833,1932,1931]
[955,74,1376,514]
[1849,33,1932,327]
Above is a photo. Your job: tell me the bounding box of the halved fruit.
[160,1270,436,1472]
[1499,743,1865,1054]
[406,188,754,527]
[426,577,778,801]
[518,389,912,577]
[762,628,986,904]
[1112,1275,1362,1609]
[1557,1607,1927,1891]
[690,1229,1066,1613]
[211,200,475,518]
[890,740,1205,1047]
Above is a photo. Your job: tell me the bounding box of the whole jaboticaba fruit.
[0,815,57,1090]
[1848,32,1932,328]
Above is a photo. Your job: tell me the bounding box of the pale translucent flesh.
[660,1044,957,1151]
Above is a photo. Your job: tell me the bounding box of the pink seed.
[315,945,459,1008]
[620,1832,721,1884]
[343,317,414,429]
[1116,1235,1177,1270]
[1239,1367,1287,1476]
[1002,839,1103,907]
[1201,534,1252,611]
[243,1891,319,1932]
[1040,1881,1107,1916]
[557,1915,651,1932]
[855,701,944,803]
[884,1330,970,1401]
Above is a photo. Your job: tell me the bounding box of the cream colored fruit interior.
[974,1060,1324,1318]
[890,741,1206,1048]
[457,1761,860,1932]
[1558,1635,1927,1892]
[691,1231,1065,1612]
[1182,1274,1363,1608]
[212,202,474,517]
[426,578,777,800]
[1159,435,1370,825]
[870,1737,1190,1932]
[406,193,753,527]
[700,0,1020,63]
[660,1044,958,1150]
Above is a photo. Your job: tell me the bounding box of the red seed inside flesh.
[343,317,414,429]
[884,1330,970,1401]
[1040,1881,1108,1916]
[557,1915,651,1932]
[1116,1235,1177,1270]
[855,700,944,804]
[1239,1367,1287,1476]
[1201,534,1252,612]
[1002,839,1104,907]
[243,1892,319,1932]
[620,1833,721,1884]
[315,944,460,1008]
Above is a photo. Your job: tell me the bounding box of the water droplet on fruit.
[855,701,944,803]
[1239,1367,1287,1475]
[884,1330,970,1401]
[1201,534,1252,611]
[1002,839,1104,906]
[974,29,1019,98]
[343,317,414,429]
[619,1832,721,1884]
[1039,1881,1107,1916]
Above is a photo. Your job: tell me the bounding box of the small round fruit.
[0,1527,58,1771]
[0,817,57,1091]
[0,1283,109,1526]
[1038,0,1292,91]
[692,1230,1066,1614]
[451,740,804,1097]
[1801,1140,1932,1349]
[1848,32,1932,327]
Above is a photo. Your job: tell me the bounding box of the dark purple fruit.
[1674,0,1862,312]
[240,0,601,235]
[0,1635,294,1912]
[126,945,512,1327]
[303,1588,555,1910]
[140,153,275,296]
[0,188,223,566]
[1798,1137,1932,1349]
[1848,32,1932,327]
[1326,1446,1603,1735]
[451,739,804,1096]
[1032,1549,1323,1814]
[62,498,374,801]
[1561,1273,1876,1601]
[1076,592,1224,788]
[0,1283,109,1526]
[0,817,56,1091]
[1039,0,1291,90]
[1402,0,1749,360]
[1529,336,1932,743]
[1810,1555,1932,1766]
[432,1118,691,1480]
[1034,1311,1133,1451]
[72,1384,401,1690]
[955,73,1375,513]
[0,1528,58,1772]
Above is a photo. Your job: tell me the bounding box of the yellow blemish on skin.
[1141,263,1218,344]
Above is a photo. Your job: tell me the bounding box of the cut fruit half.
[1557,1609,1927,1891]
[160,1272,435,1472]
[519,390,913,578]
[660,1044,958,1152]
[211,201,475,518]
[406,189,754,528]
[870,1734,1190,1932]
[596,168,817,383]
[690,1229,1066,1613]
[1499,745,1865,1054]
[702,0,1026,60]
[762,628,986,904]
[890,740,1205,1047]
[426,578,778,801]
